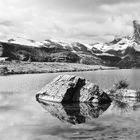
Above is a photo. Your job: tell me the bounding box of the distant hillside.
[1,20,140,68]
[0,40,103,65]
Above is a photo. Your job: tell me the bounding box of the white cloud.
[0,0,139,43]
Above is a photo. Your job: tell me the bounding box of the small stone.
[0,66,8,75]
[92,98,99,103]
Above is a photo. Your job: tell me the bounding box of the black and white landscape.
[1,20,140,75]
[1,0,140,140]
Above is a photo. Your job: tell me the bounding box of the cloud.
[0,0,139,43]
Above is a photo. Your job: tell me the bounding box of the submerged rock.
[37,99,111,124]
[36,75,111,103]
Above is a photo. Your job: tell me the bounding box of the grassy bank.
[0,61,116,75]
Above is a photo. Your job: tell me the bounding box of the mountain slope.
[1,20,140,68]
[90,20,140,68]
[0,38,103,65]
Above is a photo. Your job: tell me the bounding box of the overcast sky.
[0,0,140,43]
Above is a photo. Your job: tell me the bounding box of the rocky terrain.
[0,38,103,65]
[0,20,140,69]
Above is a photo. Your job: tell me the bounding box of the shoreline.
[0,61,117,75]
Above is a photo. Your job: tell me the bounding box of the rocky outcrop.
[133,20,140,45]
[36,75,111,103]
[37,99,111,124]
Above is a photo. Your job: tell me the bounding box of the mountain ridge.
[1,20,140,68]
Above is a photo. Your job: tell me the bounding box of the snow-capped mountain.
[2,20,140,54]
[6,36,133,56]
[7,37,44,47]
[1,20,140,68]
[91,20,140,53]
[3,31,139,54]
[0,36,104,65]
[91,36,137,52]
[4,37,91,53]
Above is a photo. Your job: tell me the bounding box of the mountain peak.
[133,20,140,44]
[5,36,43,47]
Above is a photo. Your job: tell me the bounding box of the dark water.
[0,69,140,140]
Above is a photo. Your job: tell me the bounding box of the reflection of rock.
[111,98,140,114]
[37,75,111,103]
[37,98,110,124]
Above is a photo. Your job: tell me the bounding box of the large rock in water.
[36,75,111,103]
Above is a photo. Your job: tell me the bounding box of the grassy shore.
[0,61,116,75]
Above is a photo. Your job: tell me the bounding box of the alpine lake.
[0,69,140,140]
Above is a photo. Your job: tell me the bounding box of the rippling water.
[0,69,140,140]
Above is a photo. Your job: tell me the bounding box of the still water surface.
[0,69,140,140]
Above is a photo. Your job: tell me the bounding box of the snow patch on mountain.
[92,36,137,52]
[83,44,93,49]
[96,53,115,56]
[7,37,43,47]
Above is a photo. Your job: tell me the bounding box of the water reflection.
[37,99,111,124]
[110,97,140,114]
